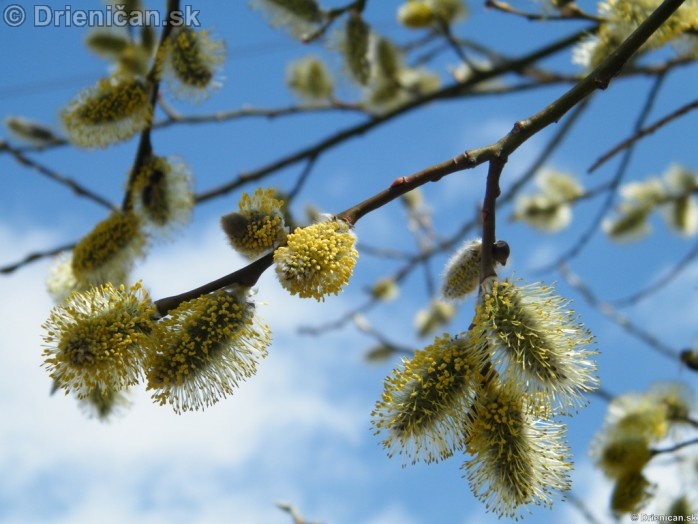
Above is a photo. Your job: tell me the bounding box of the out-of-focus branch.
[0,242,75,275]
[486,0,602,22]
[0,141,115,210]
[558,263,679,360]
[589,97,698,173]
[611,238,698,306]
[536,72,668,273]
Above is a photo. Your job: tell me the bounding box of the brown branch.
[194,28,592,204]
[121,0,180,211]
[150,0,686,315]
[480,159,507,281]
[152,252,274,317]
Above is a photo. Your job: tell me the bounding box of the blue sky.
[1,1,698,523]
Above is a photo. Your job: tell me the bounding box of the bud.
[662,165,698,235]
[371,277,399,301]
[363,344,395,363]
[252,0,322,39]
[5,116,58,145]
[78,384,132,421]
[441,239,482,301]
[42,282,155,398]
[286,56,334,101]
[610,472,653,515]
[372,333,481,464]
[595,434,652,478]
[342,12,371,85]
[472,279,598,414]
[427,0,467,24]
[414,299,455,337]
[464,382,572,519]
[397,2,434,28]
[373,38,400,81]
[85,30,130,58]
[131,155,194,236]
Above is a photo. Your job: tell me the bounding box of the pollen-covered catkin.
[146,287,271,413]
[273,218,358,300]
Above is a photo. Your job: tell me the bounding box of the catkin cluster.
[373,238,598,519]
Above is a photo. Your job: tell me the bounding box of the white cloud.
[0,219,378,524]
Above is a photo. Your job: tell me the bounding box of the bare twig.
[611,238,698,306]
[0,242,75,274]
[536,72,668,273]
[486,0,602,22]
[589,97,698,173]
[558,263,679,360]
[651,436,698,456]
[0,141,115,210]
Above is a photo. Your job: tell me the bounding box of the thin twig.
[565,491,606,524]
[558,263,679,360]
[611,238,698,306]
[651,436,698,456]
[121,0,180,211]
[486,0,602,22]
[536,72,668,273]
[0,242,75,274]
[151,0,688,313]
[589,97,698,173]
[0,141,115,210]
[194,28,593,204]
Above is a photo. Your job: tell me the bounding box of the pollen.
[273,218,358,301]
[145,287,271,413]
[42,281,155,398]
[372,333,481,464]
[71,211,147,286]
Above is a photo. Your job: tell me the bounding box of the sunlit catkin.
[372,333,481,464]
[472,279,598,414]
[42,282,155,398]
[464,382,572,519]
[61,76,152,148]
[146,287,271,413]
[274,217,358,301]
